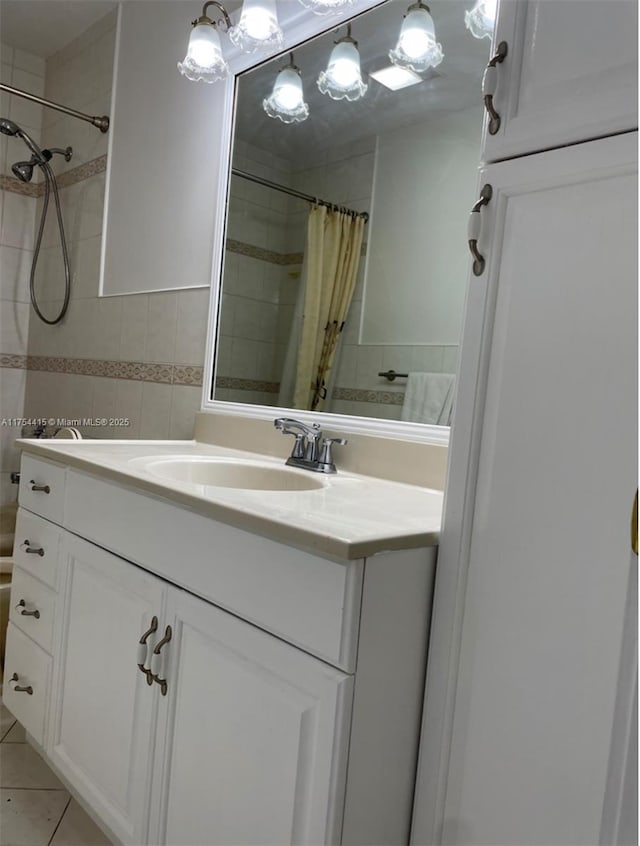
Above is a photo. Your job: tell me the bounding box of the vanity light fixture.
[229,0,284,53]
[389,2,444,73]
[464,0,498,39]
[263,53,310,124]
[178,1,232,82]
[317,24,368,101]
[299,0,354,16]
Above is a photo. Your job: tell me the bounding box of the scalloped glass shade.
[464,0,497,39]
[229,0,284,52]
[389,6,444,73]
[317,41,367,101]
[298,0,354,15]
[178,23,228,83]
[263,67,309,123]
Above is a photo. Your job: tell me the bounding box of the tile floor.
[0,701,112,846]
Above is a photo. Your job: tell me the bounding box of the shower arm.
[0,83,109,133]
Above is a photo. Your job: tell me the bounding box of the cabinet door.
[481,0,637,163]
[49,534,166,846]
[149,587,354,846]
[427,132,637,845]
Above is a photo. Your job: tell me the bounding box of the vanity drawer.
[19,455,66,525]
[3,622,51,746]
[14,509,61,589]
[65,470,364,671]
[9,567,57,653]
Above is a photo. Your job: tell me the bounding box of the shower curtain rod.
[0,84,109,133]
[231,168,369,221]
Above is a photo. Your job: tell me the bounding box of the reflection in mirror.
[212,0,491,425]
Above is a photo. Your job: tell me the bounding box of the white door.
[49,534,166,846]
[481,0,637,163]
[149,586,354,846]
[414,131,637,845]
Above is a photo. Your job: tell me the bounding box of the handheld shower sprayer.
[0,117,47,163]
[2,117,72,325]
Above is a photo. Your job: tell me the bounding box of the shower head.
[11,160,35,183]
[0,117,20,136]
[0,116,46,163]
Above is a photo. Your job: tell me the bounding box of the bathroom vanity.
[4,434,442,846]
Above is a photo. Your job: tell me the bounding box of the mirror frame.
[201,0,452,446]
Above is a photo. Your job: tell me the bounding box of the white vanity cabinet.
[48,535,165,846]
[481,0,637,163]
[48,533,351,846]
[6,452,436,846]
[149,587,352,846]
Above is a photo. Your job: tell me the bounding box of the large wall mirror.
[210,0,491,428]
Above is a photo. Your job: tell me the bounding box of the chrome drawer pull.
[482,41,508,135]
[468,184,493,276]
[22,540,45,556]
[137,616,159,686]
[151,625,172,696]
[29,481,50,494]
[9,673,33,695]
[15,599,40,619]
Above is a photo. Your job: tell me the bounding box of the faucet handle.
[318,437,348,473]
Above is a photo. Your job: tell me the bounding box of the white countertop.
[18,439,443,559]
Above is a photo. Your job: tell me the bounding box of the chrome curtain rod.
[231,168,369,221]
[0,84,110,133]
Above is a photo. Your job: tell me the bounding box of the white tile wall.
[19,12,210,446]
[0,44,44,503]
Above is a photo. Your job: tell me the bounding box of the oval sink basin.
[135,457,326,492]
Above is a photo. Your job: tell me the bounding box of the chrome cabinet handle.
[9,673,33,695]
[29,480,50,494]
[482,41,508,135]
[15,599,40,619]
[150,625,172,696]
[468,184,493,276]
[632,490,638,555]
[137,616,158,685]
[22,540,44,556]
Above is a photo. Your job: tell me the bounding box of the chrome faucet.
[274,418,347,474]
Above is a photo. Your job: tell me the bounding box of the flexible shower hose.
[29,161,71,325]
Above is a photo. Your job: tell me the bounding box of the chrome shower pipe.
[0,83,109,133]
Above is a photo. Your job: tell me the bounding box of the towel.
[401,372,456,426]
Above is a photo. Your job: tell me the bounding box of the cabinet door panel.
[151,588,353,846]
[438,132,637,845]
[482,0,637,162]
[49,535,166,846]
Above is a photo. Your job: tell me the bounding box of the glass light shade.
[229,0,284,52]
[263,67,309,123]
[178,22,229,83]
[389,5,444,73]
[317,40,368,101]
[464,0,497,39]
[298,0,354,16]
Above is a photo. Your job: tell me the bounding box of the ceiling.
[235,0,491,169]
[1,1,117,58]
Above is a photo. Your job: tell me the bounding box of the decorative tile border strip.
[332,387,405,405]
[213,378,403,405]
[215,376,280,394]
[0,174,40,198]
[2,356,401,404]
[0,353,28,369]
[225,239,367,267]
[226,239,303,267]
[0,154,107,198]
[0,353,203,387]
[56,154,107,190]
